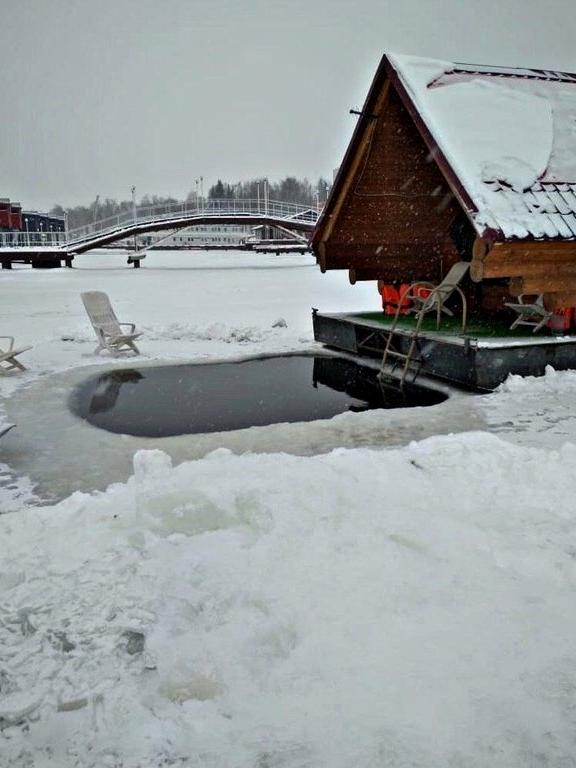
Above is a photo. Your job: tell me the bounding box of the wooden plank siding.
[318,85,464,283]
[470,240,576,307]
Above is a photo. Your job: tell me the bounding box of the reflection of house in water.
[89,370,144,414]
[312,356,445,408]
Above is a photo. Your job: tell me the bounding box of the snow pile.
[3,433,576,766]
[144,321,283,345]
[0,463,37,513]
[480,364,576,448]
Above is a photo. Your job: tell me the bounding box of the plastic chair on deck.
[408,261,470,318]
[504,295,553,334]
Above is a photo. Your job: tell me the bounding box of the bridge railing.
[66,198,318,245]
[0,231,68,249]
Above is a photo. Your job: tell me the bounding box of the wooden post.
[470,237,490,283]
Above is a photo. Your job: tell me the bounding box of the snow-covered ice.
[2,249,576,766]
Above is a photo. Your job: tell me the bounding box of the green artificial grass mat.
[349,312,553,339]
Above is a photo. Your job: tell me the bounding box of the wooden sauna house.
[311,53,576,390]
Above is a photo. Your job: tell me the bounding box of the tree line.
[51,176,331,230]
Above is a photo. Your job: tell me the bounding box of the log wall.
[471,240,576,309]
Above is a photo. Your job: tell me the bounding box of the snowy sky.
[2,0,575,210]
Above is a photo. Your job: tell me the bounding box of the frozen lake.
[3,249,576,767]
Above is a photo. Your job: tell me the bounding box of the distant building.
[138,223,255,248]
[22,210,65,234]
[0,199,22,231]
[0,197,65,234]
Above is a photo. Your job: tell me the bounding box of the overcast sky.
[1,0,575,210]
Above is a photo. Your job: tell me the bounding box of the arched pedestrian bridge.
[0,199,318,268]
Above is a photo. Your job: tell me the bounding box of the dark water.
[69,355,446,437]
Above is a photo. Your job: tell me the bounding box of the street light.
[131,186,137,253]
[93,194,100,228]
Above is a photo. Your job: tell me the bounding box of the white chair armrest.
[0,336,15,351]
[119,323,136,333]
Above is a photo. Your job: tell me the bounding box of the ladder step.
[384,349,410,360]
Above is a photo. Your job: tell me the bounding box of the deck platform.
[312,310,576,391]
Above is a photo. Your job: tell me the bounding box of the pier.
[0,198,317,268]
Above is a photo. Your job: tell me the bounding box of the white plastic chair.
[0,337,32,374]
[81,291,141,356]
[504,295,553,334]
[408,261,470,318]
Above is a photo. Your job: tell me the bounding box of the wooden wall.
[471,240,576,309]
[317,84,465,283]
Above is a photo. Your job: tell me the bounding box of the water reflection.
[69,355,446,438]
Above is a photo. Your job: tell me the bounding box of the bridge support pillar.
[32,257,61,269]
[1,260,12,270]
[64,256,74,268]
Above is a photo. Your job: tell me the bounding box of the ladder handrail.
[379,280,468,388]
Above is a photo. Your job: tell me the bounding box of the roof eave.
[311,55,389,249]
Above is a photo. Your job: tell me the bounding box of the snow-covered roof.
[388,54,576,241]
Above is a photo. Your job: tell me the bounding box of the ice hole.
[69,355,447,438]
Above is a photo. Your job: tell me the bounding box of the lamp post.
[131,186,137,253]
[93,194,100,230]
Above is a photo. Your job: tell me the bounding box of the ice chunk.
[133,450,173,484]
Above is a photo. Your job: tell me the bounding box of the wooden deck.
[312,310,576,391]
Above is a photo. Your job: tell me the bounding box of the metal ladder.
[378,281,468,388]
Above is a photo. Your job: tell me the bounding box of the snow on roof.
[388,54,576,240]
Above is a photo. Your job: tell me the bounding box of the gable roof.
[388,55,576,241]
[314,54,576,247]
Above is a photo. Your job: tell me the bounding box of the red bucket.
[547,307,574,334]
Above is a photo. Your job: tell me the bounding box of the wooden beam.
[470,260,484,282]
[511,275,576,295]
[472,240,576,281]
[319,80,391,247]
[349,268,386,283]
[473,237,490,261]
[490,241,576,258]
[480,260,576,280]
[544,292,576,310]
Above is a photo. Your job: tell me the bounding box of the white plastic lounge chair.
[0,337,32,374]
[504,294,552,333]
[408,261,470,318]
[81,291,141,356]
